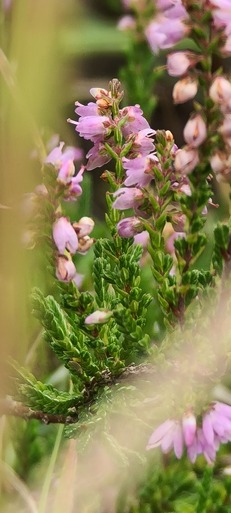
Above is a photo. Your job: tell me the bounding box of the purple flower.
[134,230,150,247]
[86,141,112,171]
[147,402,231,464]
[147,419,184,459]
[112,187,144,210]
[53,217,78,255]
[123,154,158,187]
[120,105,150,137]
[69,115,112,143]
[130,128,156,157]
[45,142,82,169]
[145,15,188,53]
[117,217,142,238]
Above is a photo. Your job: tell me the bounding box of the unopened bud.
[167,51,197,77]
[173,78,198,104]
[174,147,199,174]
[56,255,77,282]
[117,217,142,238]
[209,76,231,105]
[182,411,197,447]
[85,310,113,325]
[77,236,95,254]
[183,114,207,147]
[73,217,95,238]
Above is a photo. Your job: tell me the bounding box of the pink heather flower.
[63,165,85,201]
[130,128,156,157]
[174,147,199,174]
[173,77,198,104]
[183,114,207,148]
[219,114,231,143]
[56,256,78,282]
[118,15,136,31]
[53,217,78,255]
[120,105,150,138]
[145,2,189,54]
[182,411,197,447]
[165,231,185,255]
[86,141,112,171]
[123,154,158,187]
[85,310,113,325]
[117,217,142,238]
[134,230,150,247]
[209,76,231,105]
[73,217,95,238]
[74,101,99,117]
[167,51,197,77]
[147,419,184,459]
[69,115,112,143]
[45,142,82,169]
[112,187,144,210]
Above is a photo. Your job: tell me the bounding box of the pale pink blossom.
[118,15,136,31]
[174,147,199,174]
[209,76,231,105]
[117,217,143,238]
[173,77,198,104]
[53,217,78,255]
[134,230,150,247]
[120,105,150,137]
[112,187,144,210]
[85,310,112,325]
[183,114,207,148]
[56,256,78,282]
[73,217,95,238]
[123,154,158,187]
[167,52,196,77]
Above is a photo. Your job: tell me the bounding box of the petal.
[147,419,175,449]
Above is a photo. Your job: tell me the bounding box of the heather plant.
[2,1,231,513]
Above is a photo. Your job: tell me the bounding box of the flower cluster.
[209,76,231,182]
[147,402,231,464]
[120,0,189,55]
[45,141,85,201]
[53,216,95,284]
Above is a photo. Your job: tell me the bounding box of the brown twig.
[0,398,78,424]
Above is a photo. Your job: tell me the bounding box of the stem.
[0,48,46,162]
[38,424,64,513]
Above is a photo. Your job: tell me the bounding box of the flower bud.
[209,76,231,105]
[173,78,198,104]
[210,152,227,174]
[77,235,95,254]
[53,217,78,255]
[183,114,207,147]
[85,310,113,325]
[118,15,136,31]
[73,217,95,238]
[56,256,77,282]
[117,217,142,238]
[174,147,199,174]
[167,52,195,77]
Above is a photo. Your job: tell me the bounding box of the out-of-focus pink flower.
[85,310,113,325]
[53,217,78,255]
[147,419,184,459]
[113,187,144,210]
[145,2,189,54]
[182,411,197,446]
[117,217,143,238]
[134,230,150,247]
[118,15,136,31]
[77,235,95,255]
[147,402,231,464]
[167,51,197,77]
[45,142,82,169]
[174,147,199,174]
[165,231,185,255]
[209,76,231,105]
[173,77,198,104]
[219,114,231,144]
[183,114,207,148]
